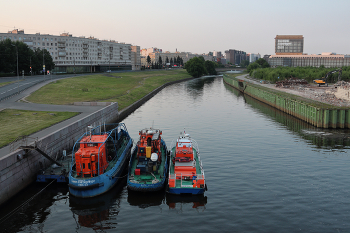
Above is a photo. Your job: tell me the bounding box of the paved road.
[0,75,106,158]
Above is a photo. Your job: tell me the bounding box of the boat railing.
[169,173,205,188]
[169,138,200,154]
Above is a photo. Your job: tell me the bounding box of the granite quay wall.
[223,74,350,128]
[0,102,119,206]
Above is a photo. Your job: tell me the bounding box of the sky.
[1,0,349,55]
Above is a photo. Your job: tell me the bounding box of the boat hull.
[69,145,131,198]
[168,187,205,195]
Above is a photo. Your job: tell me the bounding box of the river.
[1,75,350,232]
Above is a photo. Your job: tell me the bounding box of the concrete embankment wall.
[0,102,119,206]
[0,76,196,206]
[223,74,350,128]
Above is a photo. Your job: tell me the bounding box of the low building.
[268,35,349,68]
[268,54,350,68]
[0,29,141,73]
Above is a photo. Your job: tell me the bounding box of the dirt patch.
[268,81,350,107]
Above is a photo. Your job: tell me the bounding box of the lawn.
[27,69,192,110]
[0,109,79,148]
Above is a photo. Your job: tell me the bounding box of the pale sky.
[1,0,349,55]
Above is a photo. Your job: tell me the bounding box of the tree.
[170,58,173,66]
[0,39,54,75]
[239,60,250,68]
[204,60,217,75]
[158,56,162,67]
[147,55,151,66]
[32,48,55,74]
[185,57,207,78]
[256,58,270,68]
[165,56,169,64]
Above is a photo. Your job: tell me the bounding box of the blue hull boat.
[68,123,132,198]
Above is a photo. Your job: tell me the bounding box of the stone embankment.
[223,74,350,129]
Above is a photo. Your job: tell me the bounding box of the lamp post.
[43,49,45,77]
[11,44,19,92]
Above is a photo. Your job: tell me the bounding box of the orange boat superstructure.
[137,129,162,163]
[74,134,109,177]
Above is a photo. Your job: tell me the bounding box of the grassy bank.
[0,81,16,87]
[27,69,192,110]
[0,109,79,148]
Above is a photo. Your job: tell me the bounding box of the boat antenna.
[88,125,93,141]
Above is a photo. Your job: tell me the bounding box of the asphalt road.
[0,74,107,158]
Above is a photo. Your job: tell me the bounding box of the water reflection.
[127,190,165,208]
[165,194,207,211]
[69,176,126,231]
[185,76,216,99]
[224,82,350,150]
[0,184,69,232]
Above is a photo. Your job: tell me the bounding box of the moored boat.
[127,128,169,192]
[68,123,132,198]
[167,131,207,195]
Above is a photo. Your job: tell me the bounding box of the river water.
[1,75,350,232]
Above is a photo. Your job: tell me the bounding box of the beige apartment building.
[0,29,141,73]
[141,48,214,67]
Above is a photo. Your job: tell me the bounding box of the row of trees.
[146,55,184,68]
[0,39,54,76]
[248,58,350,83]
[185,56,217,78]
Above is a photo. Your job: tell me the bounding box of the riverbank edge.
[0,76,197,206]
[223,74,350,129]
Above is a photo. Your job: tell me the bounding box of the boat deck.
[169,147,203,189]
[129,147,167,185]
[36,155,71,183]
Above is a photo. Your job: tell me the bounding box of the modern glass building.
[275,35,304,55]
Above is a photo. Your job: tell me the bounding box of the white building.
[0,29,141,73]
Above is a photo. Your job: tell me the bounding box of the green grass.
[0,109,79,148]
[0,81,16,87]
[27,69,192,110]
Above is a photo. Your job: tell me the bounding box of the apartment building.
[0,29,141,73]
[140,48,214,67]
